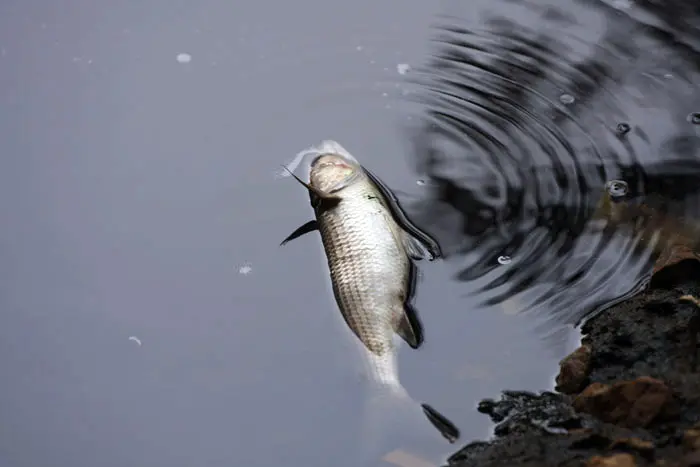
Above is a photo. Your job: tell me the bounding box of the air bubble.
[606,180,628,198]
[176,53,192,63]
[559,93,575,104]
[497,255,512,265]
[397,63,411,75]
[688,112,700,125]
[616,122,631,135]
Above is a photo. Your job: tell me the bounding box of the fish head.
[309,153,362,193]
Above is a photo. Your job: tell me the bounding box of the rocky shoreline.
[444,258,700,467]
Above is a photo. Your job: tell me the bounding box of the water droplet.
[688,112,700,125]
[416,179,426,186]
[497,255,512,265]
[606,180,628,198]
[616,122,631,135]
[559,93,575,104]
[397,63,411,75]
[176,53,192,63]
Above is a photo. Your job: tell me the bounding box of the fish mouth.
[310,154,355,170]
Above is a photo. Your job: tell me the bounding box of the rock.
[572,377,673,428]
[608,437,654,457]
[653,244,700,274]
[679,295,700,370]
[556,344,592,394]
[444,261,700,467]
[684,425,700,452]
[585,453,637,467]
[677,450,700,467]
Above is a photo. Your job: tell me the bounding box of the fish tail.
[357,383,460,465]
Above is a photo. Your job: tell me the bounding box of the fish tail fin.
[357,383,460,465]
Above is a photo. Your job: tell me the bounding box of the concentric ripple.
[401,5,700,329]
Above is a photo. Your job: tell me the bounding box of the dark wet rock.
[445,260,700,467]
[557,345,593,395]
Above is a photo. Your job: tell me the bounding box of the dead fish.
[280,140,460,445]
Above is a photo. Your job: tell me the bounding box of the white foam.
[279,140,359,179]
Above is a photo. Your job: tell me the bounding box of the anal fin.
[421,403,460,444]
[394,302,424,349]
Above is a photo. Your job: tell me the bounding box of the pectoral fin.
[402,232,429,261]
[394,302,424,349]
[280,220,319,246]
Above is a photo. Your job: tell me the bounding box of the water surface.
[1,1,699,467]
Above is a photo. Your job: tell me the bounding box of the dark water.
[1,1,699,467]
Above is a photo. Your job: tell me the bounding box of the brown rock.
[609,437,655,454]
[654,244,698,273]
[572,377,673,428]
[556,344,592,394]
[654,243,700,273]
[683,424,700,452]
[585,453,637,466]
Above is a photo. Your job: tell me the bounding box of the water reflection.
[402,0,700,334]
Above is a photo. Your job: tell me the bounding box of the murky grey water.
[1,1,699,466]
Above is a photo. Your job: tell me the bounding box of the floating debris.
[497,255,512,265]
[128,336,142,346]
[416,179,426,186]
[176,53,192,64]
[688,112,700,125]
[382,449,435,467]
[397,63,411,75]
[239,263,253,275]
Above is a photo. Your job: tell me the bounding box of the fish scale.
[317,180,408,372]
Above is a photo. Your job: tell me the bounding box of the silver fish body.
[281,140,459,444]
[314,170,417,388]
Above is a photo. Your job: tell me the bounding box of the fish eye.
[606,180,629,199]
